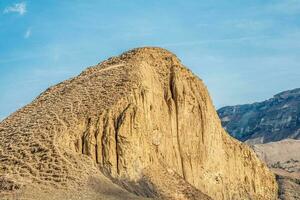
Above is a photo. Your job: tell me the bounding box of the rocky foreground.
[0,47,277,199]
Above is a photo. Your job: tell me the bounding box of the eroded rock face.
[0,47,277,199]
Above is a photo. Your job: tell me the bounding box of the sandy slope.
[253,139,300,199]
[0,47,277,199]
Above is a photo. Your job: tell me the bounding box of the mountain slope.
[253,139,300,170]
[253,139,300,200]
[0,47,277,199]
[218,88,300,144]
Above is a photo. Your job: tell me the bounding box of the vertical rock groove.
[199,105,205,144]
[81,135,84,154]
[114,104,131,174]
[94,115,102,164]
[101,115,109,169]
[114,123,119,174]
[169,66,186,180]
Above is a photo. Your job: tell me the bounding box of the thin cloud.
[3,2,27,15]
[24,28,31,38]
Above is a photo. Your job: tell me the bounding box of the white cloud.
[24,28,31,38]
[3,2,27,15]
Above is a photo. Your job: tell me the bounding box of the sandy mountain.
[0,47,277,199]
[218,88,300,144]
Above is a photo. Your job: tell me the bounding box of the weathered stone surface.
[0,47,277,199]
[218,88,300,144]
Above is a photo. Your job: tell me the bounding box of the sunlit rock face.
[0,47,277,200]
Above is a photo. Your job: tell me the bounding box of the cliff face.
[0,47,277,199]
[218,88,300,144]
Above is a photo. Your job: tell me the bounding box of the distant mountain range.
[218,88,300,144]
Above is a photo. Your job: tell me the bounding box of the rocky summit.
[0,47,277,200]
[218,88,300,144]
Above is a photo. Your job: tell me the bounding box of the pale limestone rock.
[0,47,277,199]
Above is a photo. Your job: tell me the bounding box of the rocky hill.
[0,47,277,199]
[218,88,300,144]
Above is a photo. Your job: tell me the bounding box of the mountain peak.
[0,48,277,200]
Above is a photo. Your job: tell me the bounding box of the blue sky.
[0,0,300,120]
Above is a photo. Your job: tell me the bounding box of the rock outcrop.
[218,88,300,144]
[0,47,277,199]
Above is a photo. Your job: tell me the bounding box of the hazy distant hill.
[218,88,300,144]
[253,139,300,199]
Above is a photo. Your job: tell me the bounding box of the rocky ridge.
[218,88,300,144]
[0,47,277,199]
